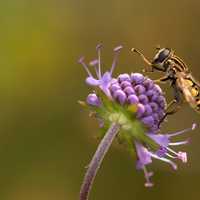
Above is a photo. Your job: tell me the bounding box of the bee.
[131,47,200,123]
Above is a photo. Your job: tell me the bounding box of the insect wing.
[176,74,197,108]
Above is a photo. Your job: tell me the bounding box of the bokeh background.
[1,0,200,199]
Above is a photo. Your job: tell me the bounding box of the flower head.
[79,45,196,188]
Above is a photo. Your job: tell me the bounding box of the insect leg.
[166,99,178,110]
[158,100,181,127]
[154,75,170,83]
[158,84,183,127]
[155,44,161,50]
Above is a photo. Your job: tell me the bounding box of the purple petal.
[148,134,170,147]
[101,72,112,86]
[86,77,100,86]
[135,142,152,169]
[100,72,112,95]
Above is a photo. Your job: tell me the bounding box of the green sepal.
[127,120,159,151]
[81,88,160,152]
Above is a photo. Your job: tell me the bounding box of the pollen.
[127,104,138,113]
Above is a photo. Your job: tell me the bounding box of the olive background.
[1,0,200,199]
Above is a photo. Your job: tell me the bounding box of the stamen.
[143,167,154,187]
[96,44,103,78]
[114,45,123,52]
[89,59,100,78]
[192,123,197,130]
[166,153,176,159]
[155,44,161,50]
[78,56,93,77]
[166,147,179,156]
[167,123,197,137]
[169,140,189,146]
[166,151,187,163]
[149,152,177,170]
[89,59,99,66]
[177,151,187,163]
[110,45,123,75]
[165,147,187,163]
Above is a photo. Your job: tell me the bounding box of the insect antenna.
[155,44,161,50]
[131,48,152,66]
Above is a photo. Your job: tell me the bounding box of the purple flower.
[79,44,123,98]
[79,44,197,188]
[86,93,101,107]
[135,123,196,187]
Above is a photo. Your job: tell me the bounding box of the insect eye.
[152,48,170,64]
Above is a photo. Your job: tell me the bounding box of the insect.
[131,46,200,124]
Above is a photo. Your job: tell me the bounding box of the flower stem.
[80,122,121,200]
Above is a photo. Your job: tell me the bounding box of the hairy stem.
[80,122,121,200]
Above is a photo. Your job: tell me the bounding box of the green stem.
[80,122,121,200]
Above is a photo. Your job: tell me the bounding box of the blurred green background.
[1,0,200,199]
